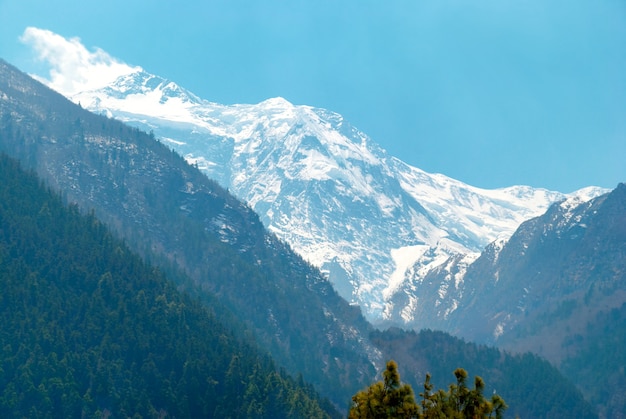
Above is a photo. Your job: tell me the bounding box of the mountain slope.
[0,152,338,418]
[439,184,626,416]
[446,184,626,345]
[371,328,597,419]
[0,58,602,417]
[0,58,378,409]
[68,68,605,322]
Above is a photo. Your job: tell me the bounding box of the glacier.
[66,68,607,324]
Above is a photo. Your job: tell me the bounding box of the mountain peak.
[258,96,294,109]
[51,63,609,321]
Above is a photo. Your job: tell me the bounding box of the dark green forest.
[0,153,338,418]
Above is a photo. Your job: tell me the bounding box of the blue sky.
[1,0,624,192]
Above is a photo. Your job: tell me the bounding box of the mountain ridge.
[0,58,379,408]
[442,182,626,416]
[0,151,339,418]
[0,57,605,417]
[67,66,607,322]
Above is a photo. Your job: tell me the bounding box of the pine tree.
[349,360,418,418]
[349,362,507,419]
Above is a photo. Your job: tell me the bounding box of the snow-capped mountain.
[69,69,607,322]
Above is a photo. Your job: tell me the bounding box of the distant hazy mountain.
[68,68,607,323]
[432,184,626,417]
[438,184,626,346]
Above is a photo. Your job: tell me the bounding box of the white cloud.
[20,27,141,96]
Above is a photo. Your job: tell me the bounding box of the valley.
[1,57,623,417]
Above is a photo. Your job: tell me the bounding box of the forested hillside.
[0,58,603,417]
[0,58,377,408]
[0,153,338,418]
[561,302,626,418]
[370,328,597,419]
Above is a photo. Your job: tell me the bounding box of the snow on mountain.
[67,69,608,323]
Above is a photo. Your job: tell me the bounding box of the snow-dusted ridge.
[66,69,608,323]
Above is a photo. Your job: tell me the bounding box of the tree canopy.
[0,153,338,418]
[349,360,507,419]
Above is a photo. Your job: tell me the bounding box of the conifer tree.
[349,361,507,419]
[349,360,419,418]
